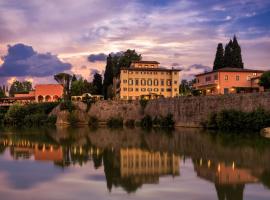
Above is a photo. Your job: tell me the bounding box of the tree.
[54,73,72,101]
[103,55,114,99]
[92,73,103,95]
[259,71,270,90]
[0,88,5,98]
[179,79,197,96]
[213,43,224,70]
[232,35,244,68]
[9,80,33,97]
[224,40,233,68]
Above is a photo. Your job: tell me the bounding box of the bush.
[23,113,48,126]
[88,116,98,127]
[140,115,152,128]
[160,113,175,128]
[4,104,28,125]
[139,99,148,112]
[107,117,123,128]
[125,119,135,128]
[205,108,270,132]
[60,101,75,112]
[67,112,79,126]
[47,115,57,125]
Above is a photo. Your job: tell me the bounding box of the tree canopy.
[92,73,103,95]
[213,43,224,70]
[9,80,33,97]
[0,88,5,98]
[54,73,72,101]
[259,71,270,90]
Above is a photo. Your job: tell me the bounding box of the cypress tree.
[103,55,114,99]
[232,35,244,68]
[213,43,224,70]
[92,73,103,95]
[224,39,233,68]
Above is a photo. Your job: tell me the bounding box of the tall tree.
[0,88,5,98]
[54,73,72,101]
[224,40,233,68]
[9,80,33,97]
[103,55,114,99]
[92,73,103,95]
[232,35,244,68]
[213,43,224,70]
[259,71,270,90]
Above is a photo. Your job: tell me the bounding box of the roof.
[195,67,264,76]
[131,61,160,64]
[0,96,35,101]
[121,67,181,72]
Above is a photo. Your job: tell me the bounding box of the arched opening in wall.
[45,95,51,102]
[38,95,44,102]
[77,97,82,101]
[53,95,59,101]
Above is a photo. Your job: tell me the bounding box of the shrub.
[67,112,79,126]
[160,113,175,128]
[23,113,48,126]
[60,101,75,112]
[139,99,148,112]
[125,119,135,128]
[88,116,98,127]
[47,115,57,125]
[107,117,123,128]
[4,104,28,125]
[140,115,152,128]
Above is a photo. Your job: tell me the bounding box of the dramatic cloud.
[0,43,71,77]
[87,53,107,62]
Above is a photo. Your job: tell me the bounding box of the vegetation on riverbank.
[1,102,58,126]
[204,108,270,132]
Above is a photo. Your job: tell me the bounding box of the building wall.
[35,84,63,102]
[120,69,180,100]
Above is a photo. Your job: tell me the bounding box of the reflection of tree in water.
[215,184,244,200]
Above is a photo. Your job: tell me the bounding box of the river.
[0,126,270,200]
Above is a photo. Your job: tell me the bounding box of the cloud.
[87,53,107,62]
[190,64,212,72]
[0,43,71,77]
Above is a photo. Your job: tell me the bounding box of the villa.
[116,61,181,100]
[194,68,264,95]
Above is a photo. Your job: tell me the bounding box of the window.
[123,88,127,91]
[138,65,142,67]
[154,88,159,92]
[166,88,172,92]
[197,78,200,83]
[147,79,152,86]
[123,96,127,99]
[205,76,211,82]
[174,80,177,84]
[225,75,228,80]
[128,79,133,85]
[247,76,251,81]
[154,79,158,86]
[253,73,257,76]
[214,74,218,80]
[135,88,139,92]
[141,79,146,85]
[236,75,240,81]
[161,79,164,86]
[123,70,127,73]
[174,88,178,92]
[128,88,133,92]
[123,80,127,84]
[167,80,172,86]
[161,88,164,92]
[147,88,152,92]
[141,88,146,92]
[135,79,139,86]
[129,71,133,74]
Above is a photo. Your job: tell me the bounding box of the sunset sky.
[0,0,269,86]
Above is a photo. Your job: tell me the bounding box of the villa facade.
[194,68,264,95]
[118,61,180,100]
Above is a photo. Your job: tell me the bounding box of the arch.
[45,95,52,102]
[76,97,82,101]
[53,95,59,101]
[38,95,44,102]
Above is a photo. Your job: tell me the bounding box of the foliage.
[54,73,72,101]
[67,112,79,126]
[152,114,175,128]
[213,43,224,70]
[92,73,103,95]
[204,108,270,131]
[140,115,152,128]
[125,119,135,128]
[59,101,75,112]
[103,49,141,99]
[0,87,5,98]
[107,117,123,128]
[88,116,98,127]
[23,113,49,126]
[259,71,270,90]
[4,104,28,125]
[139,98,148,110]
[9,80,32,97]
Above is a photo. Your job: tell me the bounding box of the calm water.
[0,127,270,200]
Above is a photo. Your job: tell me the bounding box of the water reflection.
[0,127,270,199]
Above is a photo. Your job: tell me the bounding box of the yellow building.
[119,61,181,100]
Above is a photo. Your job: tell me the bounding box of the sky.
[0,0,270,86]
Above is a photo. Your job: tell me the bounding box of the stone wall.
[88,92,270,127]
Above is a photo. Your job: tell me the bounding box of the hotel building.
[194,68,264,95]
[118,61,181,100]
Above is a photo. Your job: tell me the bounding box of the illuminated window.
[253,73,257,76]
[123,88,127,91]
[141,79,146,85]
[167,80,172,86]
[225,75,228,80]
[147,88,152,92]
[147,79,152,86]
[128,79,133,85]
[154,88,159,92]
[166,88,172,92]
[247,76,251,81]
[141,88,146,91]
[154,79,158,86]
[128,88,133,92]
[214,74,218,80]
[236,75,240,81]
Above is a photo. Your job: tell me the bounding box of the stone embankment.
[51,92,270,127]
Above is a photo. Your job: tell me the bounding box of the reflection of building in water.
[120,148,179,183]
[0,139,63,161]
[194,158,259,200]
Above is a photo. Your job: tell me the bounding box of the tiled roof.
[195,67,264,76]
[131,61,160,64]
[121,67,181,72]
